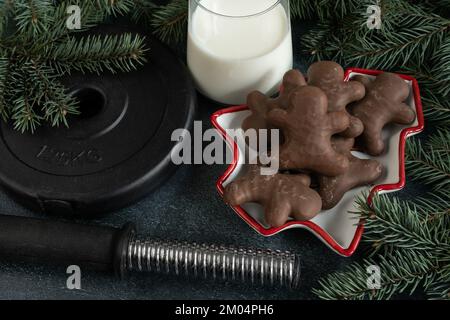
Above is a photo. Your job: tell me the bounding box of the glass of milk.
[187,0,293,105]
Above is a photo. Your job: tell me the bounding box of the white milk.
[187,0,293,105]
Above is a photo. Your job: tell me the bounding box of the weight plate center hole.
[73,87,106,119]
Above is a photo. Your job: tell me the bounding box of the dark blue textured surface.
[0,21,421,300]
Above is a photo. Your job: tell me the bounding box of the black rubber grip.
[0,215,135,277]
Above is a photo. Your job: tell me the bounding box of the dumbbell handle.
[0,214,132,276]
[0,215,301,288]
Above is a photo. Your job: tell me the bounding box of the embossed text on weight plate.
[36,145,103,167]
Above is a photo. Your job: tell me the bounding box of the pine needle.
[47,34,147,75]
[13,0,54,36]
[314,192,450,300]
[406,137,450,190]
[356,195,450,255]
[420,93,450,127]
[151,0,188,43]
[313,250,445,300]
[0,0,148,131]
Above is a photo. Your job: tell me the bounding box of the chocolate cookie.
[318,138,383,210]
[307,61,366,138]
[267,86,350,176]
[242,70,306,132]
[351,73,416,156]
[223,165,322,227]
[331,136,355,154]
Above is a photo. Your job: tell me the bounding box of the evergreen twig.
[313,250,446,300]
[420,95,450,127]
[151,0,188,43]
[47,34,147,75]
[13,0,54,36]
[0,0,147,132]
[406,135,450,190]
[356,195,450,255]
[314,189,449,300]
[428,130,450,155]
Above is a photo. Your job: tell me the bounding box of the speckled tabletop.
[0,21,422,300]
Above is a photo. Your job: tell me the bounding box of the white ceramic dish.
[211,68,425,256]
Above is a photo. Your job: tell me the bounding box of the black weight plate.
[0,25,196,216]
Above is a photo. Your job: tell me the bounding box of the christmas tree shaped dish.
[211,68,425,256]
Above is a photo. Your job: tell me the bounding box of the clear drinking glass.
[187,0,293,105]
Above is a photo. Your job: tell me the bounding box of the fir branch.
[414,190,450,227]
[41,84,78,127]
[46,33,147,75]
[151,0,188,43]
[346,15,450,70]
[428,36,450,97]
[429,251,450,299]
[428,130,450,156]
[11,95,41,133]
[34,0,136,45]
[129,0,157,27]
[3,0,136,42]
[359,0,433,36]
[428,281,450,300]
[313,250,443,300]
[47,1,108,40]
[9,60,43,133]
[356,195,449,255]
[0,0,148,132]
[95,0,135,17]
[289,0,361,21]
[406,36,450,127]
[316,0,359,22]
[402,36,450,99]
[13,0,53,36]
[300,0,417,63]
[289,0,319,20]
[314,192,450,300]
[420,93,450,127]
[301,1,450,71]
[406,136,450,190]
[27,60,79,127]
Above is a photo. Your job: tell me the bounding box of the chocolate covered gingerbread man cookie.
[242,70,306,132]
[267,86,350,176]
[307,61,366,138]
[223,165,322,227]
[318,139,383,210]
[351,72,416,156]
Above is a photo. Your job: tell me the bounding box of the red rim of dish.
[210,68,425,257]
